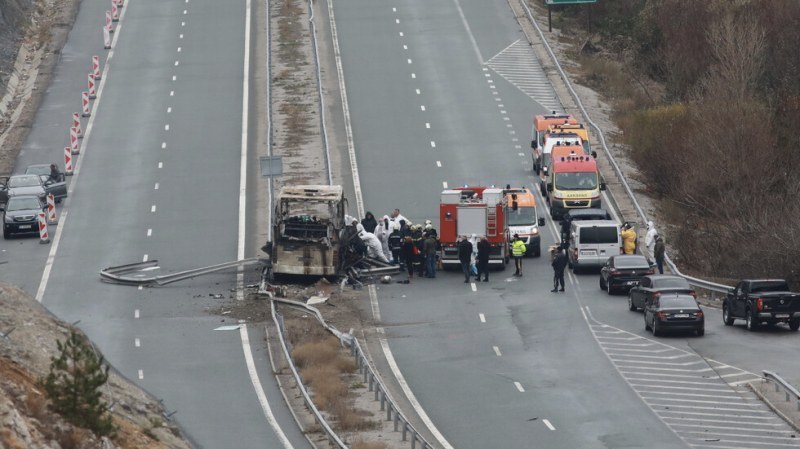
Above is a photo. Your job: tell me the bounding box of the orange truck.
[531,112,577,174]
[544,153,606,219]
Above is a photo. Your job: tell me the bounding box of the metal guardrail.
[99,258,263,286]
[518,0,732,295]
[764,371,800,413]
[271,298,434,449]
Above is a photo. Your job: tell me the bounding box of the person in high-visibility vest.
[511,234,527,276]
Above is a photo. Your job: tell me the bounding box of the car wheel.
[533,247,541,258]
[599,276,606,291]
[644,313,651,331]
[722,304,735,326]
[789,319,800,331]
[746,309,759,331]
[607,281,614,295]
[3,229,9,239]
[628,295,637,311]
[652,319,660,337]
[696,327,705,337]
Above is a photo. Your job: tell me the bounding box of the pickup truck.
[722,279,800,331]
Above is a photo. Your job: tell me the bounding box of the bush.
[40,330,116,437]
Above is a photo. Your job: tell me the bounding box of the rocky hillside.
[0,0,32,93]
[0,284,193,449]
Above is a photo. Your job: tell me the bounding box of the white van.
[568,220,621,272]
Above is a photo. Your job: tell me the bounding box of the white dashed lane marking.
[138,369,144,380]
[543,419,555,431]
[478,313,485,323]
[583,307,798,449]
[151,205,156,213]
[493,346,502,356]
[442,181,448,189]
[436,161,441,167]
[514,382,525,393]
[142,254,149,262]
[135,338,141,347]
[134,309,140,319]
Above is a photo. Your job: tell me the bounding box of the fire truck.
[439,187,510,268]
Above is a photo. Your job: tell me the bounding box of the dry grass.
[351,439,387,449]
[330,401,376,431]
[24,390,47,421]
[57,428,88,449]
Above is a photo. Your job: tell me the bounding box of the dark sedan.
[0,174,67,204]
[644,293,705,336]
[599,255,653,294]
[628,275,696,311]
[2,195,46,239]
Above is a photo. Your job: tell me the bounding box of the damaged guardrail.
[518,0,731,294]
[99,258,264,286]
[272,298,434,449]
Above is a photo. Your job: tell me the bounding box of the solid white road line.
[479,313,486,323]
[240,325,294,448]
[514,382,524,392]
[451,0,483,63]
[543,419,556,431]
[493,346,502,356]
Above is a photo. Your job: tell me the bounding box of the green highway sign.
[546,0,597,4]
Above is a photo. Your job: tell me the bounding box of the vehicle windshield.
[8,175,40,188]
[25,166,50,176]
[554,172,598,190]
[507,206,537,226]
[614,256,649,268]
[660,297,698,309]
[653,278,691,289]
[6,196,41,211]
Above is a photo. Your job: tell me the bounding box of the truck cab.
[531,112,577,174]
[439,187,509,268]
[545,154,606,219]
[504,187,545,257]
[549,123,592,156]
[539,133,583,180]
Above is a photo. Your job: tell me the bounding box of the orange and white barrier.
[92,55,101,80]
[70,127,80,155]
[81,91,91,117]
[111,1,119,21]
[72,112,82,138]
[64,147,74,176]
[88,73,97,99]
[103,25,111,49]
[38,212,50,244]
[46,194,58,224]
[105,11,114,32]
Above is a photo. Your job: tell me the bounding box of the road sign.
[546,0,597,4]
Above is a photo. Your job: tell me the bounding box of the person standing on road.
[401,236,416,281]
[621,223,637,255]
[375,215,392,261]
[511,234,527,276]
[361,212,378,234]
[423,232,438,278]
[388,223,402,265]
[645,221,658,255]
[458,236,473,283]
[476,237,490,282]
[551,247,568,292]
[654,236,666,275]
[559,214,572,245]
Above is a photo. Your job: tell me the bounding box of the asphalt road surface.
[1,0,311,447]
[329,0,800,448]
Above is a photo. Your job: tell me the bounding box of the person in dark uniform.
[476,237,490,282]
[551,247,568,292]
[457,236,473,283]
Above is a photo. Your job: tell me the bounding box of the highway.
[1,0,311,447]
[329,0,800,448]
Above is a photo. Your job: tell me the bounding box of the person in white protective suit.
[374,215,392,260]
[357,224,390,263]
[644,221,658,255]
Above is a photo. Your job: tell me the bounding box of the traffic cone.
[70,127,80,155]
[72,112,82,138]
[105,11,114,33]
[81,91,91,117]
[111,1,119,21]
[88,73,97,100]
[38,212,50,244]
[103,26,111,49]
[92,55,101,80]
[46,194,58,224]
[64,147,73,176]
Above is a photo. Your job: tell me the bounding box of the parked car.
[628,275,696,311]
[25,164,66,182]
[644,293,705,336]
[722,279,800,331]
[599,254,653,294]
[568,220,621,272]
[0,174,67,205]
[2,195,46,239]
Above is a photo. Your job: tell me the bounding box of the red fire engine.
[439,187,510,268]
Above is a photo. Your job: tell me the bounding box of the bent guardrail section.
[272,298,435,449]
[99,258,263,286]
[518,0,731,295]
[763,371,800,412]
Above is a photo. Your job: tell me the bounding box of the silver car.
[0,174,67,205]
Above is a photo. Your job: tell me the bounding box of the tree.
[41,330,116,436]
